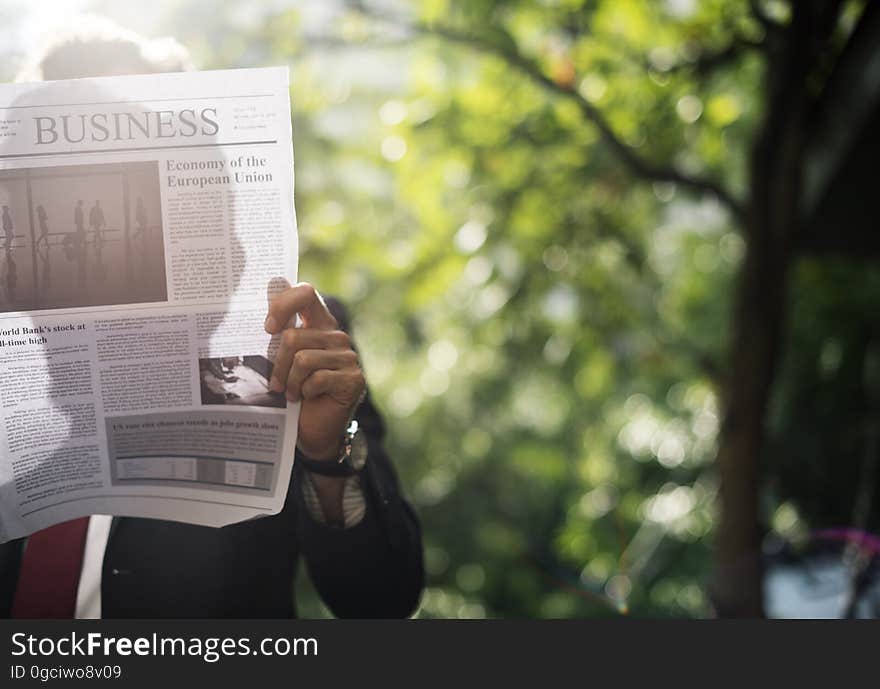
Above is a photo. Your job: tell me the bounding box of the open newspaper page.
[0,67,299,543]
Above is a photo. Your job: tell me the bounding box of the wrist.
[296,419,366,477]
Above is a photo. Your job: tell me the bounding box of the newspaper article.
[0,67,299,543]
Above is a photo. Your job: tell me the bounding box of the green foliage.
[257,0,753,618]
[141,0,757,618]
[767,258,880,535]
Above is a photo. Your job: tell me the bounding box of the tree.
[136,0,879,616]
[336,0,879,617]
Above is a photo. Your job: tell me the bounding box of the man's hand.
[264,282,365,461]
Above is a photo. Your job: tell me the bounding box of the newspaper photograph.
[0,67,299,543]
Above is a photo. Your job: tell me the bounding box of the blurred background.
[2,0,878,618]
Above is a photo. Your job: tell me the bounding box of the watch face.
[350,430,368,470]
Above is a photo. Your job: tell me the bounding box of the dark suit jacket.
[0,299,424,618]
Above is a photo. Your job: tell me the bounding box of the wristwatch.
[296,419,367,477]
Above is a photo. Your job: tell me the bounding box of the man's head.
[17,14,192,82]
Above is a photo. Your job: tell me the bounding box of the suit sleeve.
[293,298,425,618]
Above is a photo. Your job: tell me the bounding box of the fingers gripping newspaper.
[0,68,300,543]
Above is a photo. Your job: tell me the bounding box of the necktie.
[11,517,90,619]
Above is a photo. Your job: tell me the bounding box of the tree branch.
[340,1,743,220]
[419,23,745,221]
[660,34,763,76]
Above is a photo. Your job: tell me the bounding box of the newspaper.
[0,67,299,543]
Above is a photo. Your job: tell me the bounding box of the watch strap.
[295,447,357,477]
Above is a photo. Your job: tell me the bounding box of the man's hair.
[16,14,193,82]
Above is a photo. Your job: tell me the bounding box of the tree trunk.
[710,4,821,617]
[711,213,792,617]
